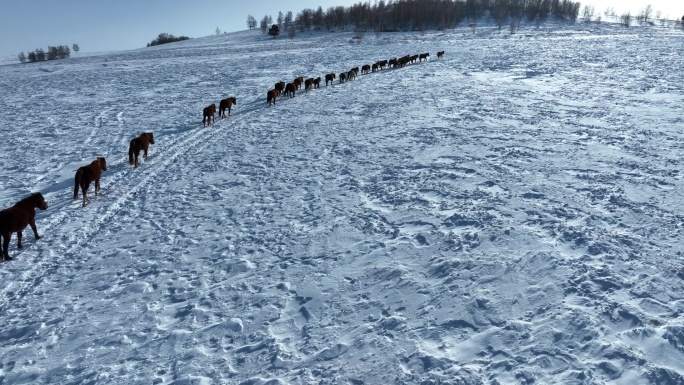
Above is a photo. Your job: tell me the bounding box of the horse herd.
[202,50,446,120]
[0,132,155,261]
[0,49,445,262]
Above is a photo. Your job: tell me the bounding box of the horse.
[437,50,444,59]
[347,70,356,81]
[267,89,278,106]
[304,78,314,92]
[275,81,285,96]
[202,103,216,127]
[372,63,379,72]
[73,157,107,207]
[128,132,155,168]
[294,77,304,90]
[285,83,296,98]
[362,64,371,74]
[219,97,237,118]
[325,73,336,85]
[419,53,430,61]
[339,72,347,83]
[313,77,321,88]
[0,193,48,261]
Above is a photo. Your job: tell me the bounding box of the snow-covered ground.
[0,22,683,385]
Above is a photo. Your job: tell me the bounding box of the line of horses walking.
[1,49,445,262]
[202,50,446,118]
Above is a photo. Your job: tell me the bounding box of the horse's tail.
[73,169,82,200]
[128,139,135,165]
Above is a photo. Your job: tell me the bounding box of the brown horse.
[284,83,296,98]
[313,77,321,89]
[267,89,278,106]
[347,70,356,81]
[437,50,445,59]
[294,77,304,90]
[129,132,155,168]
[362,64,371,74]
[325,73,336,85]
[203,103,216,127]
[0,193,48,260]
[419,53,430,61]
[74,157,107,206]
[219,97,237,118]
[275,81,285,96]
[304,78,314,92]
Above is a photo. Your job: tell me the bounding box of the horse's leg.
[1,233,11,260]
[82,182,89,206]
[95,178,100,196]
[144,147,148,160]
[16,230,22,249]
[29,218,40,240]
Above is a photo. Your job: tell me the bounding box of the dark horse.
[203,103,216,127]
[0,193,48,261]
[219,97,237,118]
[74,157,107,206]
[129,132,155,168]
[267,89,277,106]
[284,83,296,98]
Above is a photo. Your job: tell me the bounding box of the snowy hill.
[0,23,683,385]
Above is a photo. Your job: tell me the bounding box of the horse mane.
[17,192,42,205]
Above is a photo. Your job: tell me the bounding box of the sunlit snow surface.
[0,22,683,385]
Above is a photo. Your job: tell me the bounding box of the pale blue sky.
[0,0,680,56]
[0,0,361,56]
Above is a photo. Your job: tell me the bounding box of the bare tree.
[639,5,652,24]
[277,11,284,28]
[246,15,257,30]
[493,0,509,31]
[72,43,80,54]
[582,5,594,23]
[284,11,293,31]
[18,52,26,63]
[620,12,632,27]
[215,27,221,35]
[260,15,270,33]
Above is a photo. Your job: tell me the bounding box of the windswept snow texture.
[1,23,684,385]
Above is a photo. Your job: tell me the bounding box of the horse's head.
[31,192,48,210]
[231,97,237,105]
[146,132,155,144]
[98,157,107,171]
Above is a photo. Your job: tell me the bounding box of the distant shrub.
[19,45,71,63]
[268,24,280,38]
[147,33,190,47]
